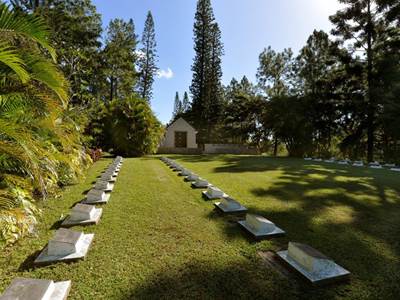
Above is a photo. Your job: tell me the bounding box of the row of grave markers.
[0,157,123,300]
[304,157,400,171]
[161,157,351,286]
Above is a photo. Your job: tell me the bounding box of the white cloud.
[157,67,174,79]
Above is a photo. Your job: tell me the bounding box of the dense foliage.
[90,96,163,156]
[0,1,162,247]
[0,3,91,247]
[178,0,400,161]
[189,0,224,142]
[136,11,158,103]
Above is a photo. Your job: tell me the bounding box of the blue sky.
[93,0,342,124]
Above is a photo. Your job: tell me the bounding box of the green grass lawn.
[1,155,400,299]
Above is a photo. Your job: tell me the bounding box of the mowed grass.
[1,155,400,299]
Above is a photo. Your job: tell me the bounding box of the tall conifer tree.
[172,92,182,119]
[190,0,223,141]
[330,0,388,161]
[182,91,190,112]
[137,11,158,103]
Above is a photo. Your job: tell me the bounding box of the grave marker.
[0,278,71,300]
[238,214,285,239]
[277,242,350,285]
[214,197,247,214]
[34,228,94,266]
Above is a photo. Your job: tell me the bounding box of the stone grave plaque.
[287,242,329,273]
[34,229,94,266]
[0,278,71,300]
[104,169,117,176]
[191,178,209,188]
[101,173,115,182]
[185,173,199,181]
[369,161,382,169]
[48,228,84,256]
[179,169,191,176]
[86,189,105,203]
[94,180,112,191]
[277,242,350,285]
[0,278,54,300]
[173,165,183,171]
[246,214,276,233]
[214,197,247,214]
[70,204,95,221]
[202,186,226,199]
[324,157,335,163]
[238,214,285,239]
[383,163,395,168]
[220,197,241,210]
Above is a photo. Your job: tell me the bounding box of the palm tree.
[0,3,86,246]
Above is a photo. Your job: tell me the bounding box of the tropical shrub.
[0,4,90,247]
[90,96,163,156]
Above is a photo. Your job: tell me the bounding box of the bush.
[91,96,164,157]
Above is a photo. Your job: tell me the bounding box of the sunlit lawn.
[1,155,399,299]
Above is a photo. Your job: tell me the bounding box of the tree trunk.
[273,135,278,156]
[110,76,114,102]
[366,0,374,162]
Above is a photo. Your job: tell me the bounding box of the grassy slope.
[0,155,399,299]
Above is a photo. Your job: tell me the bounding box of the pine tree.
[190,0,214,119]
[330,0,387,161]
[204,23,224,126]
[172,92,183,119]
[190,0,223,142]
[104,18,138,101]
[137,11,158,103]
[182,91,190,112]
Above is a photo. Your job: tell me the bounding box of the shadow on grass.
[125,258,354,300]
[201,155,400,297]
[126,260,299,299]
[81,189,91,195]
[50,219,63,230]
[18,250,41,271]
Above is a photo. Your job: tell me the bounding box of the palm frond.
[0,44,29,83]
[0,3,56,61]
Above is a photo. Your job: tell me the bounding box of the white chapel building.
[158,117,199,153]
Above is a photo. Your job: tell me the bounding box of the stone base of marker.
[94,180,114,192]
[34,228,94,266]
[324,158,335,163]
[238,214,285,240]
[276,242,350,285]
[100,173,117,183]
[191,178,210,188]
[61,204,102,228]
[369,162,382,169]
[383,163,395,168]
[214,197,247,214]
[82,189,110,205]
[179,169,191,176]
[185,174,199,182]
[0,278,71,300]
[202,186,228,200]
